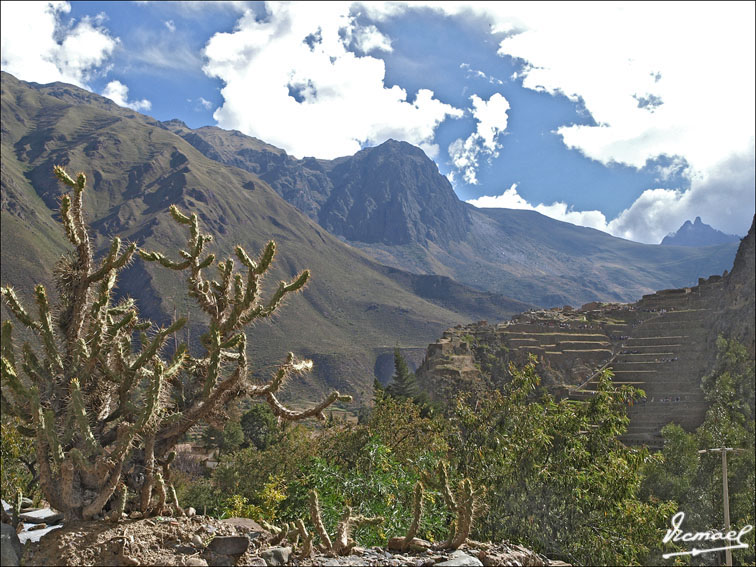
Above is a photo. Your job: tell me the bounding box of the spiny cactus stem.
[129,318,186,372]
[21,343,47,387]
[438,462,456,511]
[70,378,102,456]
[254,241,276,275]
[2,354,33,404]
[202,329,222,397]
[450,479,477,549]
[401,481,424,551]
[34,285,64,373]
[1,320,15,367]
[308,490,333,553]
[297,519,313,558]
[42,409,63,465]
[169,204,192,225]
[1,287,37,329]
[265,390,341,422]
[153,473,167,515]
[59,195,80,246]
[334,507,384,555]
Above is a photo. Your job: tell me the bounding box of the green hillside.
[0,72,528,405]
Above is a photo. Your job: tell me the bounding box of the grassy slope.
[0,72,525,404]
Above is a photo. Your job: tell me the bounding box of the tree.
[448,356,673,565]
[240,403,279,451]
[0,166,349,521]
[202,420,244,455]
[385,348,419,400]
[642,337,755,565]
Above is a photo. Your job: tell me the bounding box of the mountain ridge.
[163,117,739,307]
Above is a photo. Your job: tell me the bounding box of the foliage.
[211,423,316,512]
[240,403,280,451]
[0,166,347,521]
[642,337,755,565]
[283,439,448,548]
[447,355,673,565]
[202,420,244,455]
[1,416,39,503]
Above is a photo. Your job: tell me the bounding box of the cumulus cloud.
[102,80,151,111]
[469,142,755,243]
[448,93,510,184]
[202,2,461,159]
[365,2,755,240]
[0,1,117,88]
[468,184,610,233]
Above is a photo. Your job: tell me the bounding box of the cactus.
[0,167,349,522]
[421,462,485,550]
[308,490,383,556]
[400,481,424,551]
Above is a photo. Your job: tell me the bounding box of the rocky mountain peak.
[661,216,741,247]
[319,139,471,245]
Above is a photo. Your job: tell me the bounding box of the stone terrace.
[416,275,727,449]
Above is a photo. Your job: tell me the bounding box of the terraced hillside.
[416,220,754,447]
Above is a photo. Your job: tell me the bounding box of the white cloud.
[202,2,461,159]
[197,96,213,110]
[468,184,610,233]
[102,80,151,111]
[469,141,755,243]
[164,20,176,32]
[366,2,755,240]
[350,24,393,53]
[448,93,510,184]
[0,1,117,88]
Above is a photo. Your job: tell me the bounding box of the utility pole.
[699,446,745,567]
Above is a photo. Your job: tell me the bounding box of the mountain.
[0,71,530,405]
[164,122,739,307]
[661,216,741,246]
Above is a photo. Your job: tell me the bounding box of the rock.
[129,511,143,519]
[186,507,197,517]
[28,522,48,530]
[118,556,140,566]
[175,545,196,554]
[260,545,292,566]
[18,508,63,525]
[436,551,484,567]
[202,551,234,567]
[192,534,205,547]
[20,497,34,510]
[207,535,249,556]
[1,523,21,567]
[185,559,209,567]
[388,536,432,551]
[221,517,267,533]
[245,558,268,567]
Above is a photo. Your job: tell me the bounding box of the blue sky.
[1,1,754,243]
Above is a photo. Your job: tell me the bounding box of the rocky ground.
[10,513,567,567]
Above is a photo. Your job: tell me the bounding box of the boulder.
[260,546,292,566]
[206,535,249,556]
[1,523,22,566]
[436,550,484,567]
